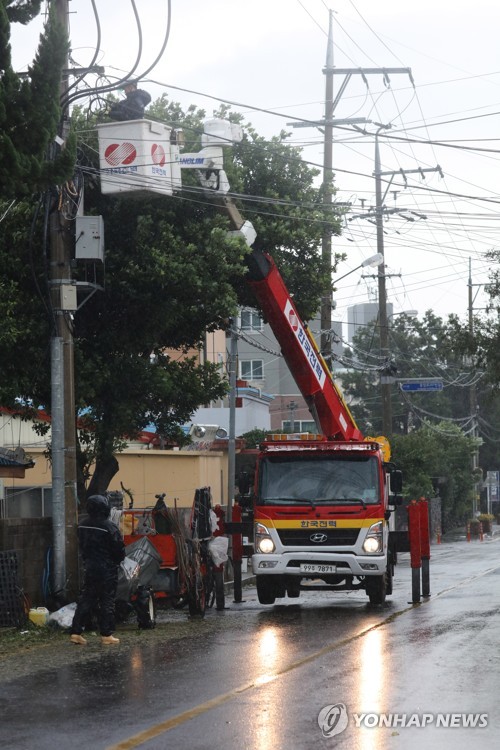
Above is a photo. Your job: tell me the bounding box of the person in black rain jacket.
[70,494,125,645]
[108,80,151,121]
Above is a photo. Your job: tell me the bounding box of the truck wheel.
[188,571,206,618]
[385,565,393,596]
[136,587,156,629]
[214,569,225,611]
[256,576,276,605]
[146,590,156,626]
[366,573,387,606]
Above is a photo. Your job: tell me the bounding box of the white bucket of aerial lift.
[96,119,182,196]
[201,119,243,148]
[229,219,257,247]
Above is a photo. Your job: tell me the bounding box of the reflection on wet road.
[1,537,500,750]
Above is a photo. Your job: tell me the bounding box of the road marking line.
[106,563,500,749]
[105,613,404,750]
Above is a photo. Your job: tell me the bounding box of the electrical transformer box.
[75,216,105,261]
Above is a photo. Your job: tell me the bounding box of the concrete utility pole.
[290,15,411,370]
[372,141,442,436]
[227,322,238,524]
[374,134,391,437]
[288,400,298,433]
[468,258,480,515]
[51,0,79,600]
[320,10,335,365]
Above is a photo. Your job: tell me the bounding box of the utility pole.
[374,133,391,436]
[468,258,480,515]
[288,400,298,433]
[320,10,334,365]
[372,138,442,436]
[51,0,79,601]
[227,322,238,524]
[289,15,411,370]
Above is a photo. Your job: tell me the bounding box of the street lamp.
[333,253,384,285]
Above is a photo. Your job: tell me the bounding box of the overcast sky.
[12,1,500,332]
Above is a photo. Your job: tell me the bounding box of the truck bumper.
[252,551,386,577]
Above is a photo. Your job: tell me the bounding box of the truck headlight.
[362,521,383,554]
[255,522,275,554]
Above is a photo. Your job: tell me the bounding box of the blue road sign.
[400,380,443,392]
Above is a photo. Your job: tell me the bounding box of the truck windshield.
[259,453,381,506]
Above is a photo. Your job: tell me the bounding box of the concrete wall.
[111,449,228,507]
[6,447,228,510]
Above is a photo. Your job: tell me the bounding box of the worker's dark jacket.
[71,514,125,636]
[109,89,152,121]
[78,515,125,575]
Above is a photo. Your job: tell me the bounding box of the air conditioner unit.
[189,424,228,442]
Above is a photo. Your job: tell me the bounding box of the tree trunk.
[86,454,120,497]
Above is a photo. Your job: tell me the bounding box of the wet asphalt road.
[1,534,500,750]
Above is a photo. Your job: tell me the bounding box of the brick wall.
[0,518,52,606]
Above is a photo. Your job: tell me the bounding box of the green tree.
[339,310,500,521]
[0,1,75,196]
[390,423,476,528]
[440,253,500,479]
[145,97,339,321]
[339,310,478,436]
[0,96,337,497]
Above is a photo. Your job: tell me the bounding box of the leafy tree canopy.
[0,1,75,196]
[339,310,500,516]
[390,422,476,528]
[0,93,338,496]
[339,310,481,436]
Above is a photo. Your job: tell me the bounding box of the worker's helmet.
[86,494,110,518]
[120,80,138,91]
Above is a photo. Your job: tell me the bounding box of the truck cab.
[252,434,400,605]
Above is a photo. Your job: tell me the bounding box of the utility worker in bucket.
[70,494,125,645]
[108,80,151,121]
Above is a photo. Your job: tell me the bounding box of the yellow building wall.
[6,448,228,510]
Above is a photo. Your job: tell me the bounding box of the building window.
[240,309,263,332]
[2,487,53,519]
[240,359,264,380]
[282,420,317,433]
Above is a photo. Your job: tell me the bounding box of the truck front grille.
[277,528,359,546]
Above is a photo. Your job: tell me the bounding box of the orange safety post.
[418,497,431,597]
[466,521,471,542]
[479,521,484,542]
[407,499,421,603]
[436,527,441,544]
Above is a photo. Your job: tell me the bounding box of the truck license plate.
[300,563,337,574]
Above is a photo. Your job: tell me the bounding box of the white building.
[346,302,393,343]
